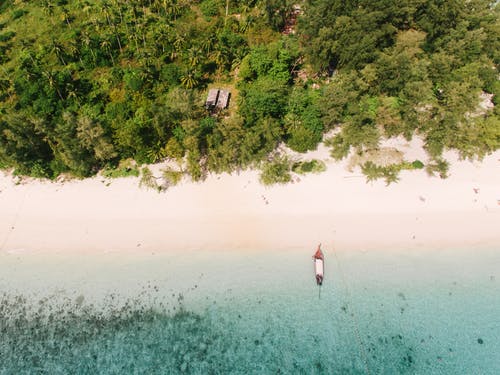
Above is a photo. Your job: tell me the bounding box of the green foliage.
[361,161,400,185]
[325,134,351,161]
[123,70,144,92]
[165,138,185,160]
[0,0,259,178]
[425,158,450,179]
[238,39,298,84]
[0,0,498,181]
[360,159,426,185]
[162,167,184,186]
[412,160,424,169]
[102,160,139,179]
[259,156,292,185]
[292,159,326,175]
[239,76,289,124]
[200,0,221,18]
[0,30,15,42]
[11,9,28,20]
[300,0,499,164]
[284,87,323,152]
[139,167,158,190]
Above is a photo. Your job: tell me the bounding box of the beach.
[1,141,500,374]
[1,140,499,255]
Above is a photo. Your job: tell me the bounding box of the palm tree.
[103,2,123,53]
[61,7,72,28]
[187,47,202,67]
[200,36,214,54]
[41,0,56,25]
[147,143,167,163]
[164,0,181,20]
[225,0,230,25]
[65,39,79,64]
[51,39,67,65]
[80,31,97,66]
[210,49,225,72]
[66,82,80,106]
[43,71,64,100]
[170,34,185,60]
[180,70,198,89]
[100,39,115,66]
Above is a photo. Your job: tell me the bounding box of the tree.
[238,76,289,125]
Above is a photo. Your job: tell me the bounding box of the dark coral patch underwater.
[0,291,426,374]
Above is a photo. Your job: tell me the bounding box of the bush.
[160,64,180,86]
[139,167,158,190]
[411,160,424,169]
[200,0,221,17]
[102,160,139,178]
[361,161,400,185]
[259,156,292,185]
[292,159,326,175]
[0,31,15,42]
[124,70,143,92]
[361,158,427,185]
[11,9,28,20]
[425,158,449,179]
[325,134,351,160]
[29,162,51,179]
[162,167,183,186]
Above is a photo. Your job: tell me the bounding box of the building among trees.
[205,88,230,110]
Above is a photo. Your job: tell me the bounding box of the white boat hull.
[315,258,324,277]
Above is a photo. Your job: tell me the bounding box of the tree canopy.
[299,0,499,161]
[0,0,498,179]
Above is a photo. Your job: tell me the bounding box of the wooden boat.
[313,244,324,285]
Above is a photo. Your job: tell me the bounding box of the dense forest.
[0,0,498,181]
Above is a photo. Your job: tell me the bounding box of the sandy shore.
[1,140,499,254]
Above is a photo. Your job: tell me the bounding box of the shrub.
[123,70,143,92]
[361,161,400,185]
[139,166,159,190]
[292,159,326,175]
[361,158,428,185]
[0,31,15,42]
[102,161,140,178]
[11,9,28,20]
[162,167,183,186]
[259,156,292,185]
[325,135,351,160]
[165,138,184,160]
[425,158,449,179]
[411,160,424,169]
[200,0,221,17]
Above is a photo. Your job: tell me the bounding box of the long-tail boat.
[313,244,324,285]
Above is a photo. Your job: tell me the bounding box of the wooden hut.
[216,89,230,109]
[205,89,219,109]
[205,88,231,111]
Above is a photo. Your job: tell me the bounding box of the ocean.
[1,246,499,374]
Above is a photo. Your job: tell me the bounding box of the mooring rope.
[331,243,371,375]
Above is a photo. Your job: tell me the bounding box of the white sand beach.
[1,139,499,255]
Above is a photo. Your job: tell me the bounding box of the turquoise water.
[1,247,499,374]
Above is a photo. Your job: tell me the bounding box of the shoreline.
[1,143,499,254]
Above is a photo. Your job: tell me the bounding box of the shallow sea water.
[0,246,499,374]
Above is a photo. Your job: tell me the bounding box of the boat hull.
[313,245,324,285]
[315,258,324,285]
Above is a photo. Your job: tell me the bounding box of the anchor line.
[331,244,371,375]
